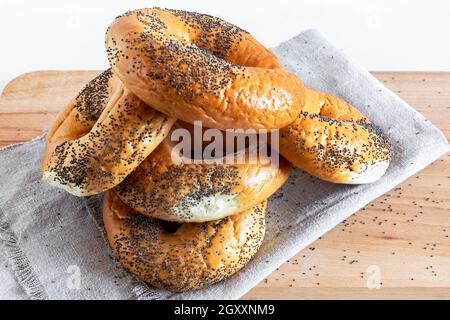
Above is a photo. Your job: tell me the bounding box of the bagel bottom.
[103,190,266,292]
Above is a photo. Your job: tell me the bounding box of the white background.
[1,0,449,91]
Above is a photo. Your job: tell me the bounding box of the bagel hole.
[172,121,275,163]
[157,220,183,233]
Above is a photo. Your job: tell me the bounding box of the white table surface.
[1,0,449,92]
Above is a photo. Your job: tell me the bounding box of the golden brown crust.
[103,190,266,292]
[279,89,391,183]
[115,121,292,222]
[105,8,305,130]
[42,69,176,196]
[106,7,390,184]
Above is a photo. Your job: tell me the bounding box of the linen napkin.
[0,29,448,300]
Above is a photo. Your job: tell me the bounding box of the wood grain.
[1,71,449,299]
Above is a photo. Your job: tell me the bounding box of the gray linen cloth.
[0,30,449,300]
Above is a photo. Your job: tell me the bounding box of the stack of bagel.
[41,8,391,292]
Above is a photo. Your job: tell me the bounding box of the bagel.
[105,7,306,130]
[106,8,391,184]
[114,121,291,222]
[103,190,266,291]
[42,69,176,196]
[279,89,391,184]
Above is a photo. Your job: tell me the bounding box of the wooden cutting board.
[1,71,449,299]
